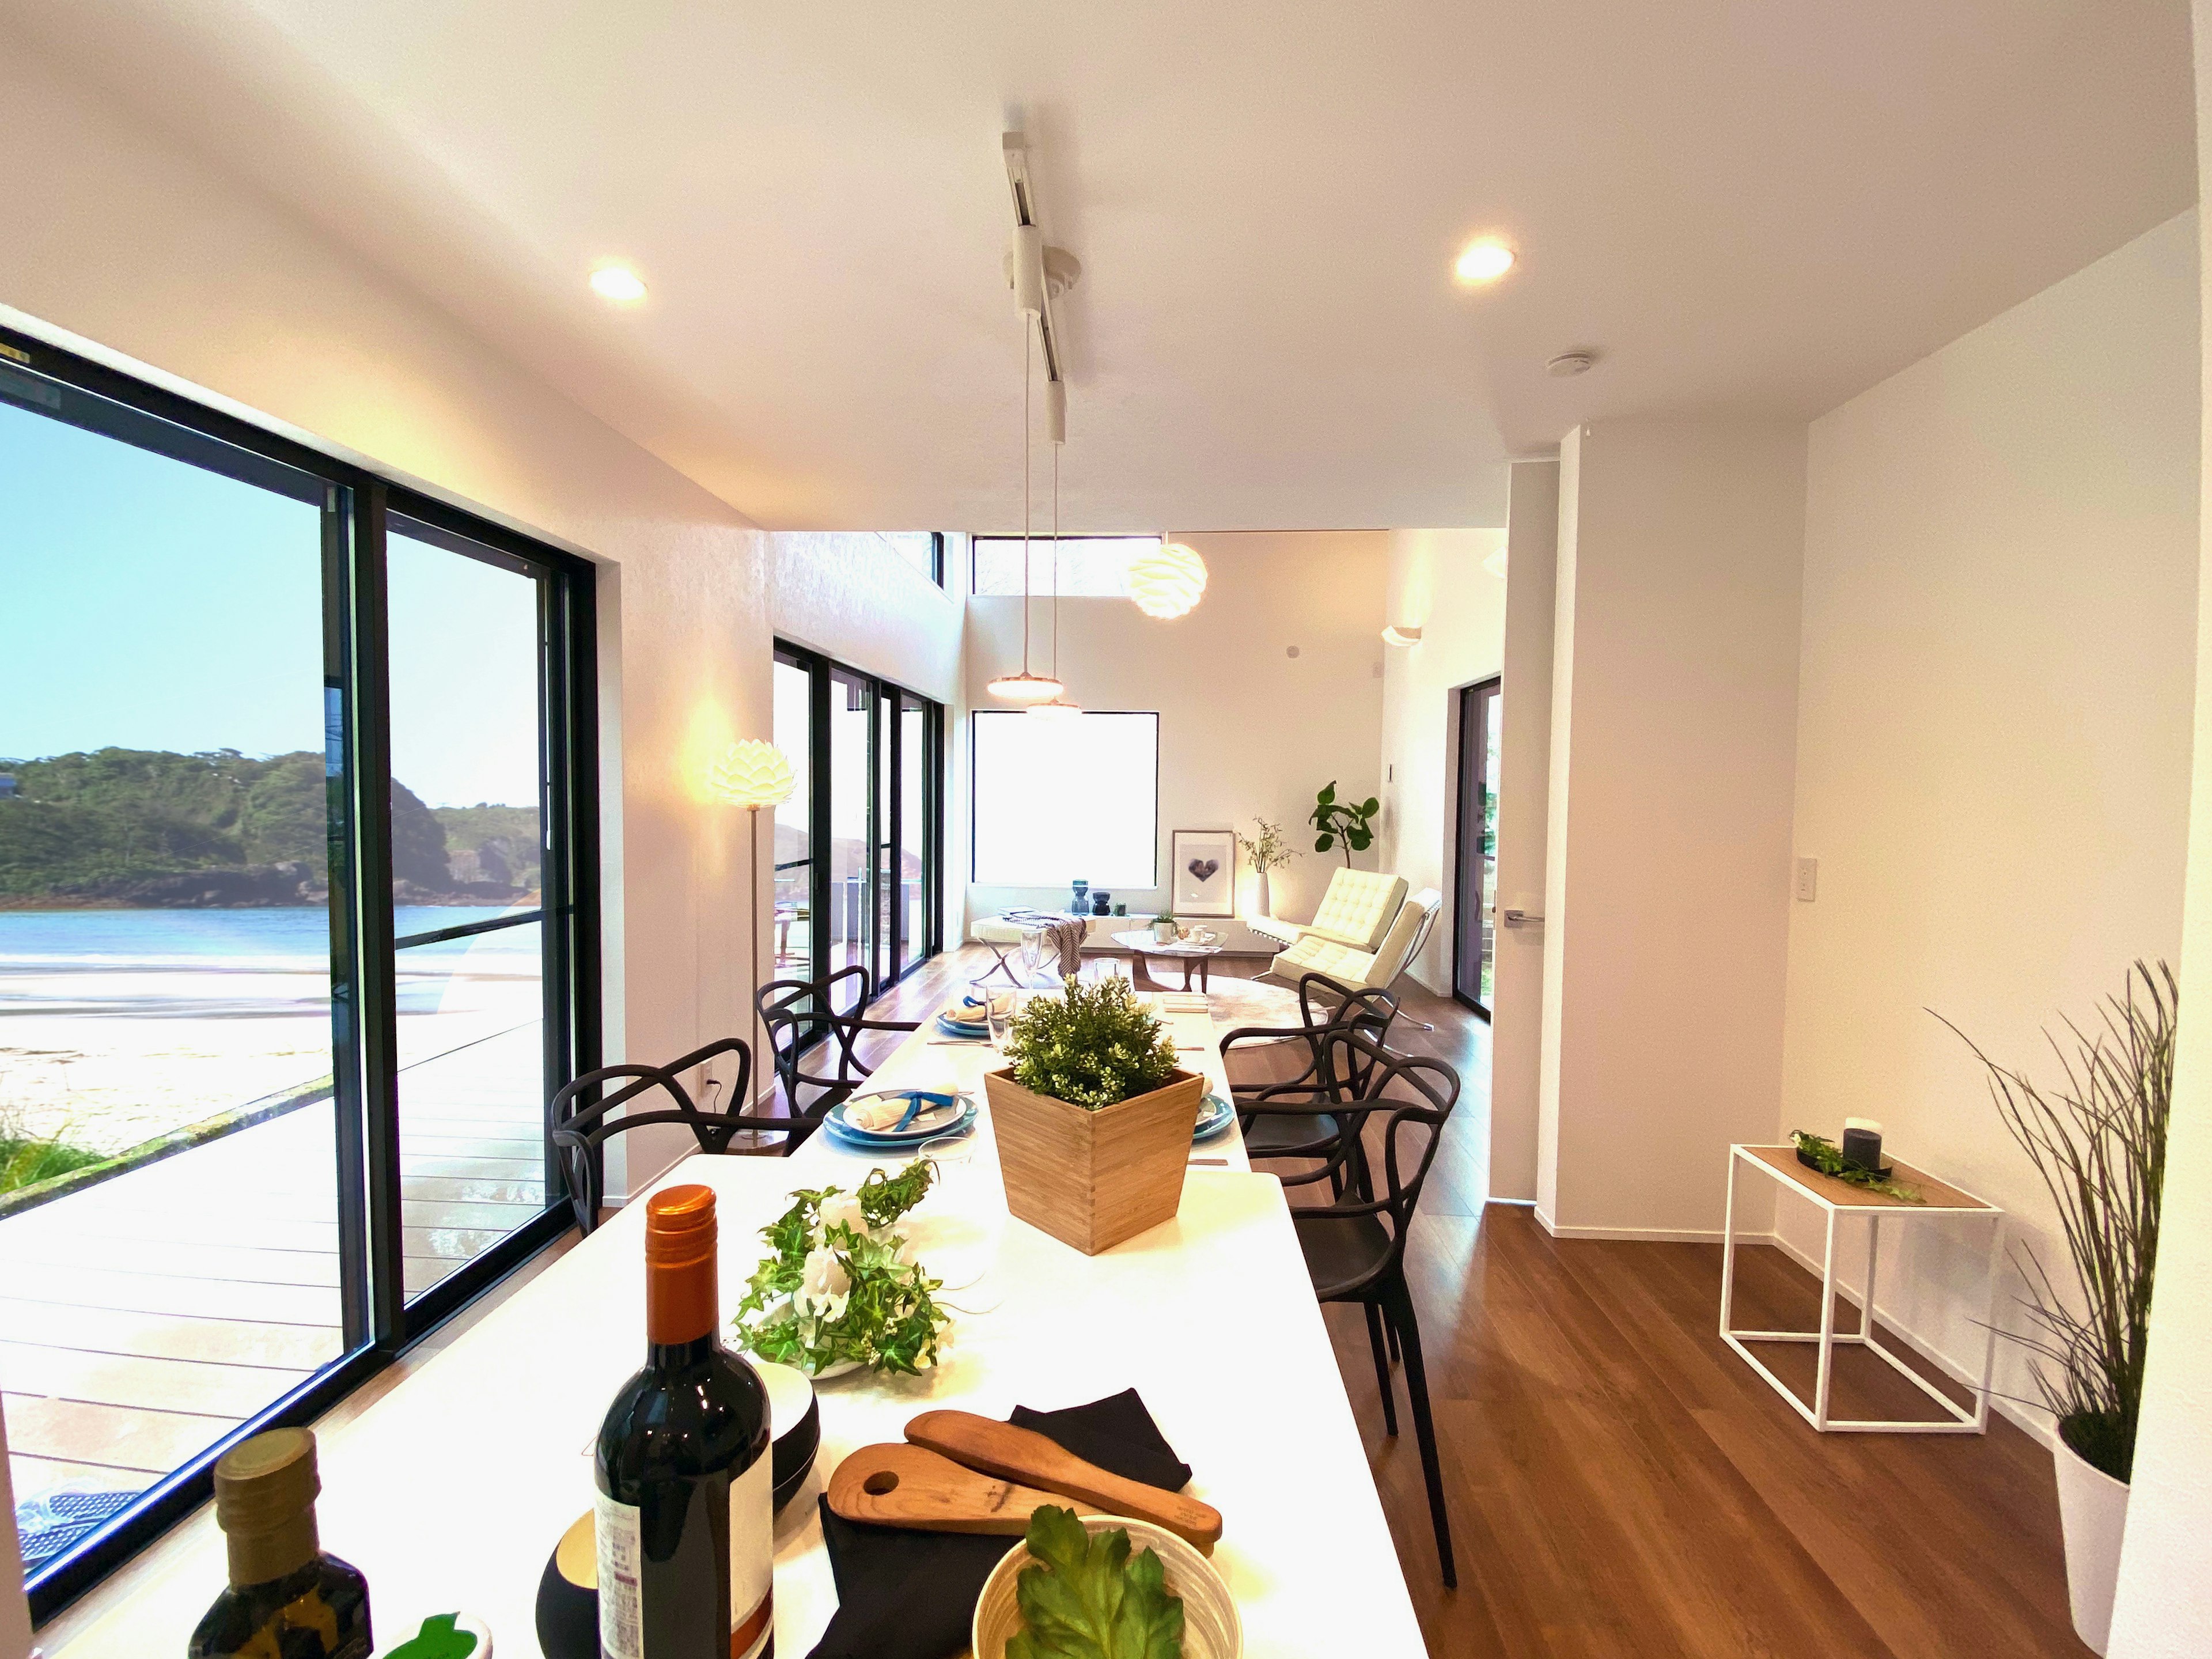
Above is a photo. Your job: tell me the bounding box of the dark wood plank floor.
[832,945,2085,1658]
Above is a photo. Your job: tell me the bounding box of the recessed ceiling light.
[1455,238,1516,284]
[589,264,647,303]
[1548,351,1597,377]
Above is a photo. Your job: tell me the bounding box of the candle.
[1840,1116,1884,1172]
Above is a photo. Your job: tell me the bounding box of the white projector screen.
[971,710,1158,888]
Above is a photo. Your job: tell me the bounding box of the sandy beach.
[0,910,543,1156]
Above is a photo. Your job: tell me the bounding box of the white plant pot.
[2052,1433,2131,1656]
[1253,868,1271,918]
[1153,922,1179,943]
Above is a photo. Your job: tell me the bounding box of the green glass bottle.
[187,1428,372,1659]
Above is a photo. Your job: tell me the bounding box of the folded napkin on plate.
[807,1389,1192,1659]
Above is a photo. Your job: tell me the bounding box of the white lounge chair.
[1251,870,1444,1006]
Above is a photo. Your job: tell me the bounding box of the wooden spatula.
[904,1410,1223,1553]
[826,1442,1078,1536]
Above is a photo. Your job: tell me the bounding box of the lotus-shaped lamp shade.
[708,739,796,808]
[1127,541,1208,619]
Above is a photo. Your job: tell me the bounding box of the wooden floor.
[863,946,2085,1659]
[0,1019,547,1510]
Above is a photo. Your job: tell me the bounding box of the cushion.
[1271,931,1377,986]
[972,917,1026,944]
[1362,889,1440,988]
[1305,869,1410,952]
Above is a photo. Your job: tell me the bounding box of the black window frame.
[1,322,601,1622]
[1450,675,1501,1022]
[772,639,944,998]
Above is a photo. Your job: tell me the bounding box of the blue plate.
[823,1101,977,1148]
[1192,1091,1236,1143]
[936,1012,988,1038]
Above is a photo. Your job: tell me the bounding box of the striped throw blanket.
[1002,908,1089,980]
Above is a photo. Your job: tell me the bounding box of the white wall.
[964,531,1388,945]
[767,532,963,705]
[1778,213,2201,1425]
[1539,419,1806,1238]
[2109,14,2212,1650]
[0,36,772,1192]
[1491,460,1559,1205]
[1377,529,1508,992]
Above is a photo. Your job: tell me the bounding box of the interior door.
[1453,677,1502,1017]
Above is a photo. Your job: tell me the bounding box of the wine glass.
[1018,927,1047,986]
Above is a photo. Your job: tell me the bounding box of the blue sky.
[2,400,539,808]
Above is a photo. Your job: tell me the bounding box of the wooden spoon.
[904,1410,1223,1553]
[826,1442,1077,1536]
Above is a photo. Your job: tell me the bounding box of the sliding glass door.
[0,325,596,1614]
[772,642,942,999]
[1452,677,1502,1017]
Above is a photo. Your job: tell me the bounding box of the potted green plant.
[1942,961,2175,1657]
[983,978,1205,1255]
[1308,781,1377,866]
[1235,817,1296,918]
[1150,908,1180,944]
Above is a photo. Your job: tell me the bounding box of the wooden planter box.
[984,1066,1206,1255]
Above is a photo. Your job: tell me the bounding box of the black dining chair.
[1266,1030,1460,1587]
[755,963,921,1134]
[547,1036,794,1234]
[1219,973,1400,1184]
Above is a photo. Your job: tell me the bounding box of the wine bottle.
[187,1427,372,1658]
[596,1183,774,1659]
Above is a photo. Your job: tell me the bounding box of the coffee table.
[1111,927,1225,991]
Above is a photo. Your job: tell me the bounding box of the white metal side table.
[1720,1143,2005,1434]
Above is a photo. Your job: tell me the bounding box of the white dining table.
[52,996,1427,1658]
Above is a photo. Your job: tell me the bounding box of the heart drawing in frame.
[1187,858,1220,884]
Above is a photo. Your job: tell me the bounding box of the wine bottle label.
[730,1452,774,1659]
[595,1489,646,1659]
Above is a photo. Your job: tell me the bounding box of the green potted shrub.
[1150,908,1180,944]
[984,978,1206,1255]
[1944,961,2175,1657]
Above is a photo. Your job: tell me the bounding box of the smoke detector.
[1547,351,1597,377]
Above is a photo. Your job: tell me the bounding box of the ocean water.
[0,906,540,971]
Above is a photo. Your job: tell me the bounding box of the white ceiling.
[8,1,2195,533]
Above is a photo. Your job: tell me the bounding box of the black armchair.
[1280,1031,1461,1586]
[547,1036,791,1234]
[755,964,921,1135]
[1219,973,1400,1176]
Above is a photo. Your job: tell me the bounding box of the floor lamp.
[710,739,796,1108]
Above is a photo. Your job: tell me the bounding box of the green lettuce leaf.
[1007,1505,1185,1659]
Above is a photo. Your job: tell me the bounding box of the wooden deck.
[0,1020,546,1509]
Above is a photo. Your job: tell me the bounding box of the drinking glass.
[1018,927,1047,985]
[987,994,1017,1051]
[916,1132,995,1296]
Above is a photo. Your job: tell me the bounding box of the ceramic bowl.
[971,1516,1240,1659]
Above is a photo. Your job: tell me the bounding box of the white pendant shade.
[987,671,1065,704]
[1128,541,1208,619]
[1028,695,1083,718]
[708,738,796,807]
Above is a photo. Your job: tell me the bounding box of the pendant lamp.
[1128,539,1208,619]
[988,265,1064,706]
[1031,393,1082,719]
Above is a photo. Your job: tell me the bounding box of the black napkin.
[806,1391,1190,1659]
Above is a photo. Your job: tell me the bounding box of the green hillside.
[0,747,502,903]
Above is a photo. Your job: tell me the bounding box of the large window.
[971,711,1158,889]
[772,643,942,996]
[0,328,596,1616]
[971,536,1161,597]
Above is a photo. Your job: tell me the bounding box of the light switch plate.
[1794,858,1819,902]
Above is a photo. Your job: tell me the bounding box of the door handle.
[1501,907,1543,928]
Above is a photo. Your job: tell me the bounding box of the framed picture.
[1171,829,1236,918]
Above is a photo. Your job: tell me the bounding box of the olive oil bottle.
[187,1428,372,1658]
